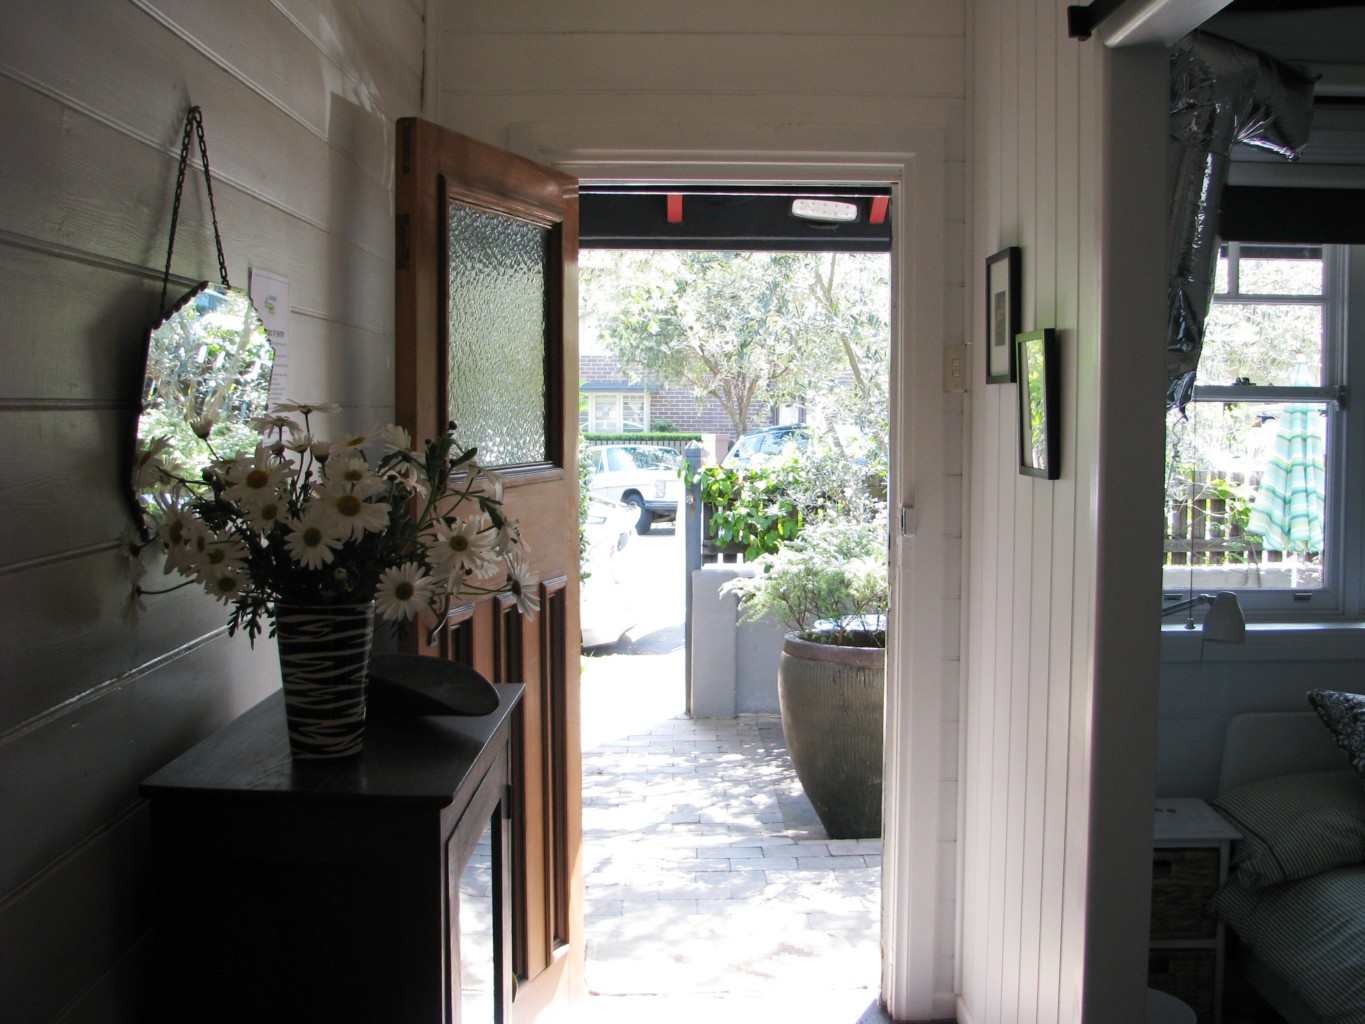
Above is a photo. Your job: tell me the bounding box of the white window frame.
[1169,242,1358,619]
[585,391,649,433]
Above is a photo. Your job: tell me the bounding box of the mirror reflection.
[132,283,274,524]
[459,817,496,1020]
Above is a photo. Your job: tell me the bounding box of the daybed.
[1209,705,1365,1024]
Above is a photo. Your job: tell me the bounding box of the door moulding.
[509,119,956,1022]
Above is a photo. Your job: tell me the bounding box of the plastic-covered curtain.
[1166,32,1315,411]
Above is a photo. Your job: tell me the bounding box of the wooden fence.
[1164,470,1298,566]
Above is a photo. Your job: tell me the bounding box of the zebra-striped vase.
[275,602,374,759]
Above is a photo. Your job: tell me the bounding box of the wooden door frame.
[508,121,954,1021]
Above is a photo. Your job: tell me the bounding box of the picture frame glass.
[1016,329,1057,479]
[986,248,1020,383]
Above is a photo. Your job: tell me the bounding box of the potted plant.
[722,516,888,839]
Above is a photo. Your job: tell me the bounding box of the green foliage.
[583,250,889,439]
[686,460,805,561]
[582,432,700,445]
[721,517,888,647]
[649,418,677,432]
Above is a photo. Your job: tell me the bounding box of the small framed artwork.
[985,246,1021,383]
[1016,329,1059,480]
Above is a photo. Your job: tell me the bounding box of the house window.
[584,392,647,433]
[1164,242,1354,616]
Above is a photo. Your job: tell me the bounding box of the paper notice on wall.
[249,268,291,409]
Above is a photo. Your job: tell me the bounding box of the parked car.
[585,444,683,534]
[722,424,810,469]
[580,497,639,648]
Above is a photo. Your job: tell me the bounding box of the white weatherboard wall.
[960,3,1166,1024]
[0,3,421,1019]
[431,2,967,1016]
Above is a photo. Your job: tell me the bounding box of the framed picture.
[985,246,1021,383]
[1016,329,1059,480]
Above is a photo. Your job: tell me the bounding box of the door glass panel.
[447,201,549,466]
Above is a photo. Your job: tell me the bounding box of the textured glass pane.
[448,202,548,466]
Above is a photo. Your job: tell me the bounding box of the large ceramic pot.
[778,633,885,840]
[275,602,374,759]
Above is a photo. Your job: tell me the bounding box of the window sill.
[1161,621,1365,663]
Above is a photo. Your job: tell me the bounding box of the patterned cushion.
[1308,689,1365,780]
[1211,769,1365,889]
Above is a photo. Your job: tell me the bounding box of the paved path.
[575,529,887,1022]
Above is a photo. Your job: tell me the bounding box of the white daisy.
[223,444,293,507]
[273,400,341,416]
[151,497,205,575]
[249,413,302,435]
[133,435,175,490]
[192,536,249,585]
[381,424,416,454]
[188,414,216,440]
[120,525,147,586]
[505,554,540,618]
[473,466,506,503]
[385,461,428,498]
[328,423,383,457]
[243,495,286,533]
[283,428,315,454]
[492,516,526,557]
[283,511,347,570]
[374,562,436,621]
[201,565,249,605]
[122,585,147,627]
[324,454,385,496]
[428,517,496,579]
[312,481,391,541]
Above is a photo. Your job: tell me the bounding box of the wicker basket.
[1150,848,1219,940]
[1149,948,1215,1023]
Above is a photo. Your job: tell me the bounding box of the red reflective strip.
[666,194,683,223]
[870,196,889,224]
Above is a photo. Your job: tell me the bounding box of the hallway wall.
[961,3,1167,1022]
[429,2,969,1016]
[0,2,422,1018]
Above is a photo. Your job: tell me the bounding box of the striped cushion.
[1308,689,1365,780]
[1211,867,1365,1024]
[1211,769,1365,889]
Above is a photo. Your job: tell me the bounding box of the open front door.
[394,118,582,1019]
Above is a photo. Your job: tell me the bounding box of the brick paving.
[575,644,888,1022]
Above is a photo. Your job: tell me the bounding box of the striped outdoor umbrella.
[1246,401,1325,554]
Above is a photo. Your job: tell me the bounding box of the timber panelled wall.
[0,2,422,1019]
[430,3,972,1016]
[962,3,1167,1024]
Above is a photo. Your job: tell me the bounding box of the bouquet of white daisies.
[126,401,537,642]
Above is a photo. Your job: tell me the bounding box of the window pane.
[447,202,548,467]
[621,395,645,432]
[1198,303,1323,386]
[1238,246,1324,296]
[1165,401,1327,592]
[592,394,620,433]
[1215,247,1230,295]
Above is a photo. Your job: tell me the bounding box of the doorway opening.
[575,184,894,1018]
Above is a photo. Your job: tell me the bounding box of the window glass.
[1165,242,1337,610]
[621,395,646,432]
[1199,304,1324,386]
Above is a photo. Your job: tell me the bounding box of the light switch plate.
[944,343,969,392]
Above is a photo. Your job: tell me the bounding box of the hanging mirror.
[129,282,275,528]
[128,106,276,532]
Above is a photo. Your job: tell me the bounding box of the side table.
[1149,797,1241,1024]
[140,685,522,1024]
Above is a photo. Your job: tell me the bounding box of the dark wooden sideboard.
[140,685,523,1024]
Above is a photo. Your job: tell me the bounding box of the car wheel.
[625,494,651,534]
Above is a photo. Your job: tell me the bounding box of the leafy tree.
[584,250,888,439]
